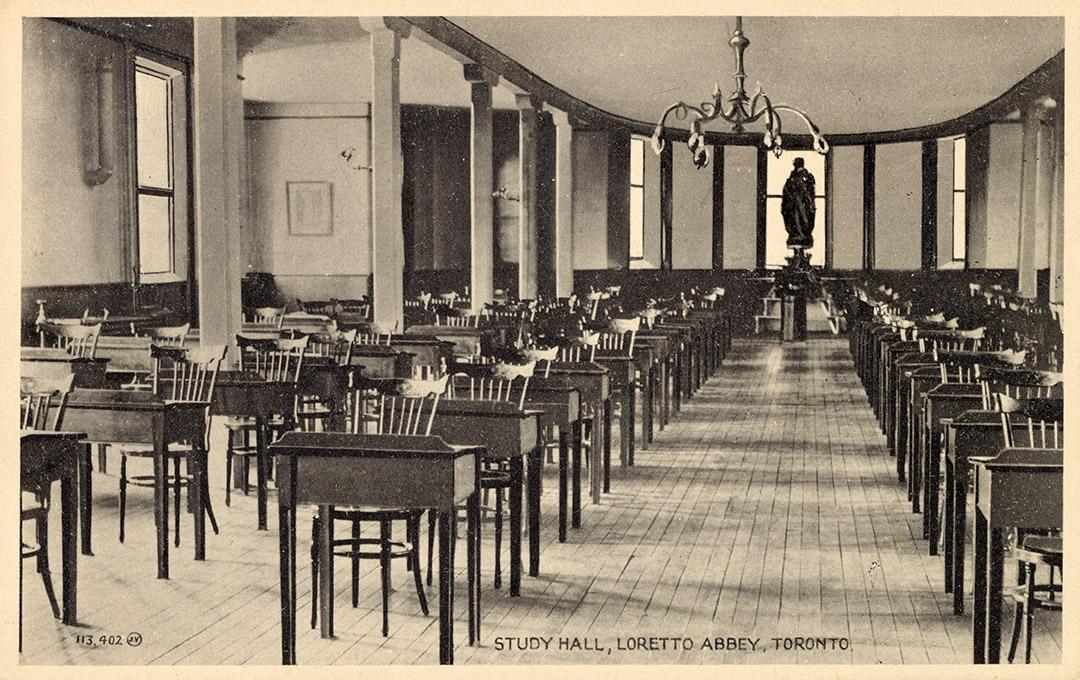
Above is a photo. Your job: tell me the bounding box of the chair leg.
[97,444,108,474]
[380,518,391,637]
[351,519,361,608]
[427,510,436,587]
[202,461,219,535]
[409,514,429,615]
[310,517,319,630]
[494,487,503,590]
[1023,563,1036,664]
[173,455,182,548]
[242,430,251,495]
[225,435,233,507]
[119,455,127,543]
[36,517,60,619]
[1007,599,1023,663]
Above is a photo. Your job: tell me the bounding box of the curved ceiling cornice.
[403,16,1063,147]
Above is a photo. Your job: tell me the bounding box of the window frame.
[628,136,646,261]
[951,135,967,262]
[131,53,185,282]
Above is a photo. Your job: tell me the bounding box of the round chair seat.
[1018,535,1063,561]
[225,416,287,430]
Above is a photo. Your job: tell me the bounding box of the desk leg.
[558,429,568,543]
[467,487,481,643]
[571,419,582,529]
[256,417,268,531]
[943,457,954,593]
[79,445,93,556]
[987,525,1004,663]
[973,507,987,663]
[590,403,601,505]
[927,433,940,555]
[603,398,612,494]
[61,446,79,625]
[153,427,169,579]
[438,510,454,665]
[527,448,540,577]
[191,448,206,561]
[626,387,635,467]
[953,466,968,616]
[509,456,523,596]
[318,504,334,638]
[644,367,654,447]
[279,500,297,665]
[660,361,669,429]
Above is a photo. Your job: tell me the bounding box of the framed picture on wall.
[286,181,333,236]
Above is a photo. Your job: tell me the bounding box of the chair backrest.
[448,361,535,410]
[349,375,448,436]
[996,393,1063,448]
[39,322,102,359]
[137,322,191,348]
[557,331,599,362]
[20,374,75,431]
[237,334,308,383]
[920,328,985,357]
[599,317,639,355]
[308,328,357,366]
[522,345,559,377]
[248,306,285,328]
[150,344,226,403]
[436,312,480,328]
[353,320,395,346]
[980,370,1063,409]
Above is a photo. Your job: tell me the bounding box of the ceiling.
[449,16,1064,134]
[71,16,1064,133]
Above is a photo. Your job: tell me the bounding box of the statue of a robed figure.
[776,157,820,341]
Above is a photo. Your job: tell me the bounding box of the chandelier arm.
[651,101,713,154]
[772,104,830,153]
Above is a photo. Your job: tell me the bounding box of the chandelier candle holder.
[651,16,829,168]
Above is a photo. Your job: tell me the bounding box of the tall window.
[134,56,182,278]
[765,151,826,268]
[952,136,966,262]
[629,136,645,260]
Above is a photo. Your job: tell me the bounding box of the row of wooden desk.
[848,293,1064,665]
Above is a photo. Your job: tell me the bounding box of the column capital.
[358,17,412,38]
[549,108,571,128]
[463,63,499,86]
[515,93,543,112]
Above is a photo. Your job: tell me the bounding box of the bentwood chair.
[990,393,1065,663]
[442,361,535,589]
[20,374,75,649]
[118,344,226,546]
[310,375,449,636]
[247,306,286,328]
[225,335,308,506]
[135,322,191,347]
[38,322,102,359]
[296,329,357,432]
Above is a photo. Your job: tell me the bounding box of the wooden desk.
[348,346,413,378]
[62,389,209,578]
[20,347,109,388]
[272,432,481,665]
[297,360,353,431]
[538,364,611,499]
[404,325,494,358]
[94,335,154,379]
[972,447,1062,664]
[387,335,455,374]
[637,333,673,432]
[630,344,656,452]
[212,371,297,531]
[21,431,84,624]
[922,382,984,551]
[430,399,542,593]
[522,384,582,542]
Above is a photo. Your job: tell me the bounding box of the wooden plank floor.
[20,338,1061,665]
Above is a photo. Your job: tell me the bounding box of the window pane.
[136,69,171,188]
[952,191,966,261]
[767,151,825,196]
[953,137,966,187]
[629,185,644,259]
[138,193,173,275]
[630,138,644,185]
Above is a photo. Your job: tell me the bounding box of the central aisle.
[21,338,1060,665]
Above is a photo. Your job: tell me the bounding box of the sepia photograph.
[5,2,1076,675]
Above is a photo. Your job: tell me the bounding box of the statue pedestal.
[776,250,814,342]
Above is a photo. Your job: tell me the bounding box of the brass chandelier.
[651,16,829,168]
